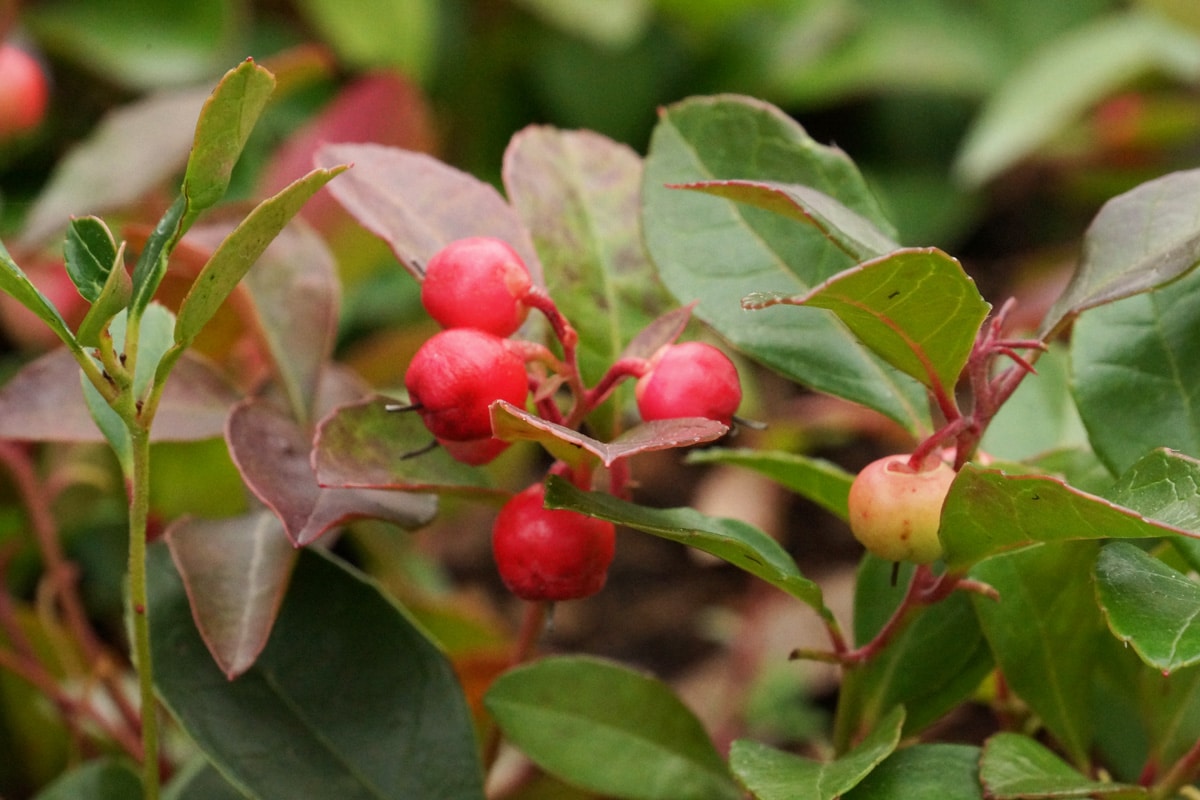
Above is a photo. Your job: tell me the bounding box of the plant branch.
[125,422,159,799]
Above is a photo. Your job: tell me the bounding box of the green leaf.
[491,401,728,470]
[0,238,80,354]
[939,465,1192,569]
[149,543,486,800]
[24,0,245,90]
[512,0,650,47]
[32,758,143,800]
[544,476,830,618]
[1095,541,1200,674]
[980,732,1148,799]
[746,247,989,397]
[485,655,741,800]
[163,758,247,800]
[292,0,435,79]
[503,127,672,405]
[312,396,496,495]
[842,744,984,800]
[642,94,928,433]
[970,542,1106,768]
[63,215,119,303]
[174,165,347,347]
[183,59,276,214]
[1105,450,1200,565]
[834,556,992,750]
[74,240,132,348]
[981,343,1089,462]
[129,194,188,317]
[165,511,297,679]
[676,180,900,262]
[730,706,903,800]
[955,9,1200,187]
[685,447,854,522]
[1071,263,1200,475]
[1044,168,1200,339]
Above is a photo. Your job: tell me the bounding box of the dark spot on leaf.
[887,290,900,300]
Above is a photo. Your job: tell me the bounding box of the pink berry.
[404,328,529,442]
[492,483,616,602]
[846,454,956,564]
[0,43,49,140]
[635,342,742,426]
[421,237,533,337]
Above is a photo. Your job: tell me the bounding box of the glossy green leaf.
[63,215,119,303]
[312,397,496,495]
[129,194,188,317]
[1071,263,1200,475]
[1044,168,1200,339]
[676,180,900,262]
[149,543,486,800]
[642,94,928,433]
[0,238,79,354]
[163,759,247,800]
[730,706,903,800]
[746,247,989,397]
[485,655,740,800]
[513,0,650,47]
[174,166,346,348]
[970,542,1106,767]
[183,59,276,214]
[503,127,672,403]
[25,0,244,90]
[74,240,132,348]
[834,556,992,750]
[939,465,1190,569]
[842,744,984,800]
[685,447,853,522]
[1096,541,1200,674]
[491,401,728,469]
[956,9,1200,187]
[32,758,142,800]
[544,475,830,618]
[980,733,1148,799]
[1104,449,1200,567]
[165,511,297,679]
[293,0,434,79]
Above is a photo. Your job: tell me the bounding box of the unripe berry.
[846,454,956,564]
[421,237,533,337]
[0,43,49,140]
[492,483,616,602]
[635,341,742,426]
[404,328,529,442]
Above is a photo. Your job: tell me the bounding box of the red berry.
[404,328,529,442]
[421,237,533,337]
[492,483,616,602]
[437,435,510,466]
[0,43,49,140]
[635,342,742,426]
[847,454,955,564]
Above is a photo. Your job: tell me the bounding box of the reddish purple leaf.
[315,142,543,284]
[226,396,436,545]
[165,510,297,679]
[619,304,694,361]
[490,401,728,468]
[0,347,240,442]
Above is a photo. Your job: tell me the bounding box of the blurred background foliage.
[1,0,1200,795]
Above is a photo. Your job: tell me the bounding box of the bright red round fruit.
[635,341,742,426]
[846,454,956,564]
[421,237,533,337]
[492,483,616,602]
[0,43,49,140]
[404,328,529,442]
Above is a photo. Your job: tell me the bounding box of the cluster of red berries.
[402,236,744,602]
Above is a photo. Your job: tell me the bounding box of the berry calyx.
[846,454,956,564]
[404,328,529,442]
[492,483,616,602]
[0,43,49,141]
[421,237,534,337]
[635,341,742,426]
